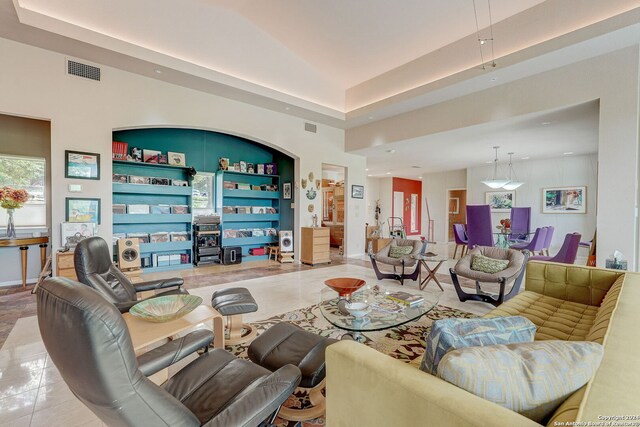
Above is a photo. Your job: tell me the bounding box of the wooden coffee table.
[124,305,224,383]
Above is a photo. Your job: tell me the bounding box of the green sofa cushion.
[389,245,414,258]
[471,253,509,274]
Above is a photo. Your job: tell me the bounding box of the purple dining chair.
[509,207,531,242]
[452,223,468,258]
[529,232,581,264]
[511,227,547,254]
[466,205,494,249]
[541,226,555,256]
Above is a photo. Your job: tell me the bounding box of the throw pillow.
[388,245,414,258]
[420,316,536,375]
[437,341,604,423]
[471,253,509,274]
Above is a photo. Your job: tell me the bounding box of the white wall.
[422,169,467,242]
[467,154,598,253]
[0,37,367,284]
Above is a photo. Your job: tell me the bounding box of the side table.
[415,253,449,291]
[0,236,49,287]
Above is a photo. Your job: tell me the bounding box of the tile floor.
[0,243,496,426]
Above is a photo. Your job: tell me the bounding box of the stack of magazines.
[385,291,424,307]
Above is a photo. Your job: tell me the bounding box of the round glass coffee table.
[319,284,441,341]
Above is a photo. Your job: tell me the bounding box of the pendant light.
[502,152,524,190]
[481,146,511,189]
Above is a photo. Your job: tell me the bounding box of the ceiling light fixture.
[473,0,496,70]
[386,149,396,154]
[154,69,163,74]
[521,156,530,160]
[563,152,573,155]
[386,172,391,175]
[481,146,510,189]
[502,152,524,190]
[418,176,423,179]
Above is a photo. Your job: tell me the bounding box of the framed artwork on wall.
[542,186,586,214]
[66,197,101,224]
[283,182,292,200]
[485,191,514,212]
[61,222,96,248]
[65,150,100,180]
[449,197,459,214]
[351,185,364,199]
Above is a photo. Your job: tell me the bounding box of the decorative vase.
[6,208,16,238]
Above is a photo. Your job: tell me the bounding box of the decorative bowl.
[345,302,370,318]
[129,295,203,323]
[324,278,367,298]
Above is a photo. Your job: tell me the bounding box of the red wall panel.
[392,177,422,236]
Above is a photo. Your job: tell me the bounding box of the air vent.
[67,60,101,81]
[304,122,317,133]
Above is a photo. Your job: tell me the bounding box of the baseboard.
[0,278,38,287]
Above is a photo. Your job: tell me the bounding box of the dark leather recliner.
[74,236,186,312]
[37,277,302,427]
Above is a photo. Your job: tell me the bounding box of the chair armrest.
[137,329,214,377]
[203,364,301,427]
[134,277,184,292]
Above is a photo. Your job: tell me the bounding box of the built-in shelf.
[113,160,191,171]
[222,236,278,246]
[141,263,193,273]
[223,189,280,199]
[112,183,192,195]
[140,241,192,252]
[222,214,279,222]
[113,214,192,224]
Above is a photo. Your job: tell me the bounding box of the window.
[192,172,214,215]
[0,154,46,227]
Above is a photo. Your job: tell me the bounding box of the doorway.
[321,164,346,252]
[447,189,467,242]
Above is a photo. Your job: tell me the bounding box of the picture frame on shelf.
[257,164,265,174]
[542,186,586,214]
[283,182,292,200]
[158,154,168,164]
[485,191,515,212]
[65,150,100,180]
[61,222,96,248]
[131,147,143,162]
[168,152,186,166]
[218,157,229,170]
[66,197,101,224]
[143,149,161,163]
[351,185,364,199]
[240,161,247,173]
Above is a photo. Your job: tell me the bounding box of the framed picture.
[542,186,586,214]
[485,191,514,212]
[143,149,161,163]
[351,185,364,199]
[65,150,100,180]
[66,197,101,224]
[60,222,96,248]
[449,197,459,214]
[283,182,292,200]
[168,152,186,166]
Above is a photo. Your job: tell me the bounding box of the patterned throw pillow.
[471,253,509,273]
[420,316,536,375]
[388,245,414,258]
[437,341,604,423]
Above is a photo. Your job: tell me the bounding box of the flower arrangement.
[0,186,30,210]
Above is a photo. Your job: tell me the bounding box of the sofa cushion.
[388,245,414,258]
[437,341,604,423]
[471,253,509,274]
[419,316,536,375]
[485,291,598,341]
[585,275,624,344]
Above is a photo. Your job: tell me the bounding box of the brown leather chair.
[74,236,186,312]
[369,238,425,285]
[37,277,301,427]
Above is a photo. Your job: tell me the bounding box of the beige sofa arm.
[326,341,539,427]
[525,261,624,306]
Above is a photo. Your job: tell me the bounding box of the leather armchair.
[369,238,425,285]
[37,277,302,427]
[74,236,186,312]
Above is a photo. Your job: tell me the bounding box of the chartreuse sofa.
[326,261,640,426]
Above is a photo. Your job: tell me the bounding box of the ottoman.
[248,322,337,421]
[210,287,258,345]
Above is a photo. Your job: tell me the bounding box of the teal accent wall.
[113,128,294,231]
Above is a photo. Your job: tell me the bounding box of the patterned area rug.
[227,303,476,427]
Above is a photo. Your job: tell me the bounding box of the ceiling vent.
[67,59,101,81]
[304,122,317,133]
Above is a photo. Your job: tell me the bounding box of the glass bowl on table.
[129,295,203,323]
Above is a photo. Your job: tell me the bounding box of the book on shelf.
[127,233,150,243]
[169,231,190,242]
[112,141,128,160]
[112,204,126,214]
[386,291,424,307]
[150,205,171,215]
[170,205,189,214]
[127,204,150,214]
[149,232,170,243]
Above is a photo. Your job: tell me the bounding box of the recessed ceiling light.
[368,116,374,120]
[563,152,573,155]
[365,168,369,171]
[521,156,530,160]
[154,69,162,74]
[541,121,551,125]
[386,149,396,153]
[418,176,423,179]
[386,172,391,175]
[485,160,493,164]
[411,166,420,169]
[479,39,486,45]
[285,106,291,111]
[367,174,372,177]
[490,77,497,82]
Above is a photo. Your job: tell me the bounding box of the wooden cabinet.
[56,251,77,281]
[300,227,331,265]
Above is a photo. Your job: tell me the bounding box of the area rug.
[227,302,476,427]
